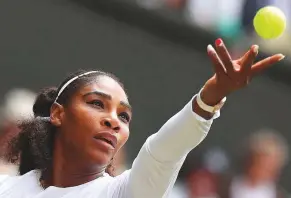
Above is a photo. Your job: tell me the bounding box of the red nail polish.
[215,38,223,46]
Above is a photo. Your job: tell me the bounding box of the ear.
[50,103,65,127]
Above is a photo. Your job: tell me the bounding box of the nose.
[101,116,120,132]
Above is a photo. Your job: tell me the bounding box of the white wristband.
[196,88,226,113]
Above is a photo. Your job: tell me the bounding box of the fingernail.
[278,54,285,61]
[252,45,259,55]
[207,44,215,53]
[215,38,223,46]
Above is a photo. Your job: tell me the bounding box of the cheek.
[62,105,99,144]
[117,127,130,149]
[67,103,98,128]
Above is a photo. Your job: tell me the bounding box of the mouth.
[94,132,117,149]
[95,137,114,147]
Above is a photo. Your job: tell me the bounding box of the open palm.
[201,39,284,105]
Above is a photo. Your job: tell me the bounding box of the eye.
[88,100,104,109]
[119,112,130,123]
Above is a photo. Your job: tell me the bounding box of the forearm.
[146,95,216,163]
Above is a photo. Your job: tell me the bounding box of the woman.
[229,130,289,198]
[0,39,284,197]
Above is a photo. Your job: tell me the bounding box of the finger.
[215,38,234,73]
[240,45,259,72]
[251,54,285,77]
[236,49,251,64]
[207,44,226,76]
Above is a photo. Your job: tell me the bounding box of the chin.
[89,149,114,167]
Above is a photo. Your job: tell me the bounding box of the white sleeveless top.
[0,97,217,198]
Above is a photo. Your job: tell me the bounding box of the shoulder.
[83,170,131,189]
[0,174,10,184]
[0,174,19,189]
[0,170,40,186]
[106,170,131,186]
[0,170,43,197]
[105,170,131,197]
[67,170,131,198]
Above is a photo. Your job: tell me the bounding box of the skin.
[247,151,283,186]
[247,143,285,186]
[49,76,132,187]
[45,39,284,188]
[197,39,284,119]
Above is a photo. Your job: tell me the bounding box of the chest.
[0,174,114,198]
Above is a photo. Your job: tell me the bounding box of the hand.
[200,38,285,106]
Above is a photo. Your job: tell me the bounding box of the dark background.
[0,0,290,188]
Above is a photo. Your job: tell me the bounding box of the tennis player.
[0,39,284,197]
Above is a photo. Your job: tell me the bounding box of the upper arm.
[125,140,184,198]
[108,146,182,198]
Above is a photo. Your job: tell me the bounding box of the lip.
[94,131,118,149]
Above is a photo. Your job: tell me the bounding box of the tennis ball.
[253,6,286,39]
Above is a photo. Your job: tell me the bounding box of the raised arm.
[112,39,284,198]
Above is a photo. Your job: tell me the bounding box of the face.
[248,150,284,182]
[52,76,131,169]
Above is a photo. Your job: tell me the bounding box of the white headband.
[54,71,98,103]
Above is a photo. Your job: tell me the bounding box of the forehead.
[78,76,128,103]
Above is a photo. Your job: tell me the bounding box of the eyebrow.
[84,91,132,112]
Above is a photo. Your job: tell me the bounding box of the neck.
[47,138,106,188]
[51,166,105,188]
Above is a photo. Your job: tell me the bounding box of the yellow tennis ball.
[253,6,286,39]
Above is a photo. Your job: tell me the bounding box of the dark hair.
[5,69,124,178]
